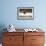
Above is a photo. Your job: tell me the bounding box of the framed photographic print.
[17,7,34,20]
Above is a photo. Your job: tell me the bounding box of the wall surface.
[0,0,46,30]
[0,0,46,44]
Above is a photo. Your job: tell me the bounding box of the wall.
[0,0,46,29]
[0,0,46,44]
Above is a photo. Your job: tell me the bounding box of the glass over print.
[17,7,34,20]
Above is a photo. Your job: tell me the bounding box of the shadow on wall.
[0,24,7,43]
